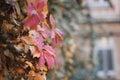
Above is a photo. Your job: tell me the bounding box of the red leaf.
[37,25,48,39]
[38,51,55,69]
[50,15,55,28]
[22,31,44,58]
[55,28,64,40]
[27,5,36,15]
[44,52,54,69]
[52,38,57,47]
[37,0,45,10]
[38,45,57,69]
[29,31,44,51]
[43,45,56,58]
[50,30,55,39]
[38,53,46,67]
[27,0,45,19]
[37,12,44,22]
[50,28,64,47]
[24,15,40,30]
[25,0,45,29]
[27,0,37,6]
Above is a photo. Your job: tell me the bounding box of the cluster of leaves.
[0,0,63,80]
[24,0,64,69]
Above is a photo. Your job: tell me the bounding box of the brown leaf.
[14,42,29,53]
[28,70,45,80]
[14,2,23,19]
[25,61,35,70]
[16,68,25,74]
[2,20,14,33]
[39,65,48,79]
[0,72,5,80]
[28,70,35,80]
[0,44,7,48]
[34,74,45,80]
[10,38,20,43]
[4,49,14,60]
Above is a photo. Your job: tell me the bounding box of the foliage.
[0,0,63,80]
[47,0,101,80]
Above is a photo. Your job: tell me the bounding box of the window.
[90,0,109,8]
[97,49,114,71]
[94,37,115,78]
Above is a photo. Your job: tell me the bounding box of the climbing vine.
[0,0,63,80]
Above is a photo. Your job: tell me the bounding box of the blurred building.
[84,0,120,79]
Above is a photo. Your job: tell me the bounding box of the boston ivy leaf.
[24,0,45,30]
[43,45,56,58]
[24,15,40,30]
[50,28,64,47]
[38,53,46,67]
[44,52,54,69]
[29,31,44,52]
[50,15,55,28]
[38,45,57,69]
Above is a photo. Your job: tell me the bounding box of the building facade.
[84,0,120,79]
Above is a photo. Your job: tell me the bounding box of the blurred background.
[47,0,120,80]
